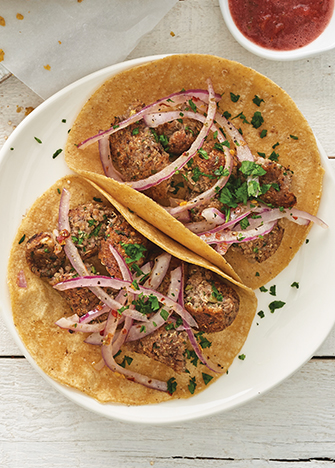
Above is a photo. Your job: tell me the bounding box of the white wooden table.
[1,1,335,466]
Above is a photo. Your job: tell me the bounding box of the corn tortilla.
[64,54,324,290]
[8,175,257,405]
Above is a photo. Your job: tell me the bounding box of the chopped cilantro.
[238,354,246,360]
[131,279,140,290]
[18,234,26,245]
[257,152,266,158]
[185,349,199,367]
[222,110,232,119]
[240,161,266,177]
[259,286,268,292]
[93,197,102,202]
[260,129,267,138]
[269,151,279,161]
[160,309,169,321]
[61,119,67,123]
[132,127,139,135]
[202,373,213,385]
[269,285,276,296]
[269,300,285,313]
[240,217,250,230]
[232,112,250,124]
[214,166,229,177]
[34,137,42,144]
[195,331,212,349]
[188,376,197,394]
[290,134,298,140]
[291,282,299,289]
[211,282,223,301]
[198,148,209,159]
[120,355,133,368]
[230,92,240,102]
[251,111,264,129]
[140,325,146,334]
[257,310,265,318]
[167,377,177,395]
[121,242,147,264]
[188,99,197,113]
[253,95,264,107]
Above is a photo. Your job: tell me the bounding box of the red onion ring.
[143,252,171,289]
[200,220,277,245]
[78,88,221,149]
[101,312,168,392]
[98,135,124,181]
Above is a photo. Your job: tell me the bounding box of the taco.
[65,54,326,290]
[7,175,257,405]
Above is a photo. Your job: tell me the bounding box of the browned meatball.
[184,265,240,333]
[25,232,66,278]
[155,118,202,156]
[109,116,171,203]
[68,203,116,259]
[98,213,151,278]
[258,158,296,208]
[230,223,284,263]
[128,327,188,373]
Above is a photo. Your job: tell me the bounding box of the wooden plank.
[0,359,334,462]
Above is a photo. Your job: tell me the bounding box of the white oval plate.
[219,0,335,61]
[1,55,335,424]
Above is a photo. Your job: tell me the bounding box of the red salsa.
[228,0,334,51]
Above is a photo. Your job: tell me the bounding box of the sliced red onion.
[215,242,230,255]
[213,113,254,162]
[78,88,221,150]
[84,331,105,346]
[98,135,124,181]
[128,79,218,192]
[107,244,135,354]
[54,275,198,328]
[200,220,277,245]
[55,316,106,333]
[143,252,171,289]
[201,207,227,224]
[185,220,217,234]
[101,312,168,392]
[280,207,328,228]
[80,304,110,324]
[109,244,133,280]
[17,270,27,288]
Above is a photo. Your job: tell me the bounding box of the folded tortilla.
[8,175,257,405]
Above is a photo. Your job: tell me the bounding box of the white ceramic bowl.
[219,0,335,61]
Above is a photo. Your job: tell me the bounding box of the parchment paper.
[0,0,177,99]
